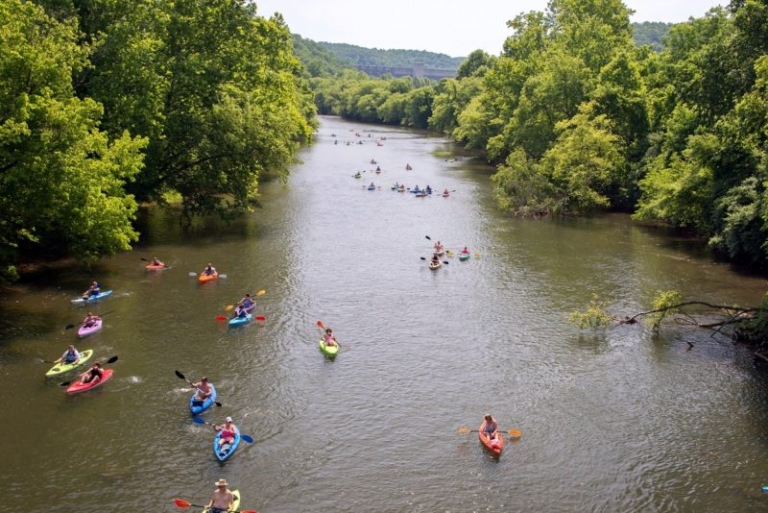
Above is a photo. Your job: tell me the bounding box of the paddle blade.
[214,401,223,407]
[225,305,234,312]
[443,261,449,265]
[65,324,76,330]
[104,355,119,364]
[425,235,431,240]
[175,370,186,380]
[59,380,72,387]
[420,257,426,260]
[192,417,206,425]
[241,434,254,443]
[457,427,471,435]
[219,274,227,278]
[316,320,325,330]
[474,252,482,258]
[216,315,227,321]
[188,272,197,277]
[173,498,192,508]
[508,429,522,439]
[255,316,266,322]
[256,290,266,296]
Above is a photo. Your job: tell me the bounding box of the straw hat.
[215,478,228,487]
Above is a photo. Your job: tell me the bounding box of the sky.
[253,0,725,57]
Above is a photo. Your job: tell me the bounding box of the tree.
[0,0,145,280]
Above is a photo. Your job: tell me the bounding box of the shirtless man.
[191,376,212,406]
[206,478,234,513]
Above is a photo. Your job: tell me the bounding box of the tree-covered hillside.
[631,21,673,51]
[318,42,465,70]
[292,35,354,77]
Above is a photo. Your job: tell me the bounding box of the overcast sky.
[253,0,725,57]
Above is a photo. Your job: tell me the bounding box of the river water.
[2,116,768,512]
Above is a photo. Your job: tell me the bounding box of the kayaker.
[202,263,216,276]
[191,376,212,406]
[323,328,337,347]
[237,293,254,312]
[425,185,432,194]
[431,254,440,266]
[235,307,249,319]
[213,417,237,448]
[443,189,450,195]
[82,281,100,298]
[433,241,444,254]
[206,478,235,513]
[54,345,81,365]
[150,256,163,266]
[480,414,500,440]
[82,311,100,327]
[461,246,470,255]
[78,362,103,385]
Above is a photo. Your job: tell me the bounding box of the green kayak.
[203,489,240,513]
[45,349,94,377]
[318,339,340,359]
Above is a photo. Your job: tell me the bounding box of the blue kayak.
[189,384,217,416]
[228,313,253,327]
[214,426,241,462]
[71,290,113,304]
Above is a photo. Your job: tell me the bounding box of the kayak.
[198,271,218,283]
[354,174,362,179]
[203,489,240,513]
[189,384,217,415]
[459,252,470,261]
[442,192,450,197]
[318,339,340,359]
[66,368,114,394]
[367,185,376,191]
[429,261,441,270]
[45,349,94,377]
[214,425,241,462]
[71,290,113,304]
[228,313,253,327]
[145,261,167,271]
[415,193,428,198]
[479,427,504,457]
[397,187,405,192]
[78,319,102,338]
[434,249,445,256]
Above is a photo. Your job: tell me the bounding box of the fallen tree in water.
[570,291,768,359]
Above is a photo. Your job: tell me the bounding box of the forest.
[2,0,767,284]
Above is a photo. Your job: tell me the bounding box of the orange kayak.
[478,427,504,457]
[145,261,166,271]
[198,271,218,283]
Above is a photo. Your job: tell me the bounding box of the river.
[2,116,768,512]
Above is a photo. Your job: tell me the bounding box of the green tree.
[0,0,146,280]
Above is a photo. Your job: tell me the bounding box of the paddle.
[189,271,228,278]
[316,320,341,348]
[59,355,118,387]
[457,427,522,439]
[425,235,431,240]
[191,417,254,443]
[420,257,450,265]
[174,370,222,407]
[65,310,115,330]
[225,290,266,312]
[173,498,257,513]
[216,315,266,322]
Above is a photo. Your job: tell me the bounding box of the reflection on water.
[1,116,768,512]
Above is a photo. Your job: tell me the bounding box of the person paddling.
[78,362,103,385]
[82,311,101,328]
[322,328,337,347]
[191,376,212,406]
[479,414,500,441]
[54,345,81,365]
[82,281,100,299]
[213,416,238,450]
[202,263,216,276]
[206,478,235,513]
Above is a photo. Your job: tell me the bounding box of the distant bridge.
[355,63,456,80]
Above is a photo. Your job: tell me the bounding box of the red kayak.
[478,426,504,457]
[145,261,167,271]
[66,369,114,394]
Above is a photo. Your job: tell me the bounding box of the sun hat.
[225,416,232,423]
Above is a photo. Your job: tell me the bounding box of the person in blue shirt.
[82,281,100,298]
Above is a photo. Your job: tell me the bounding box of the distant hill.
[317,42,465,70]
[631,21,673,52]
[292,22,673,79]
